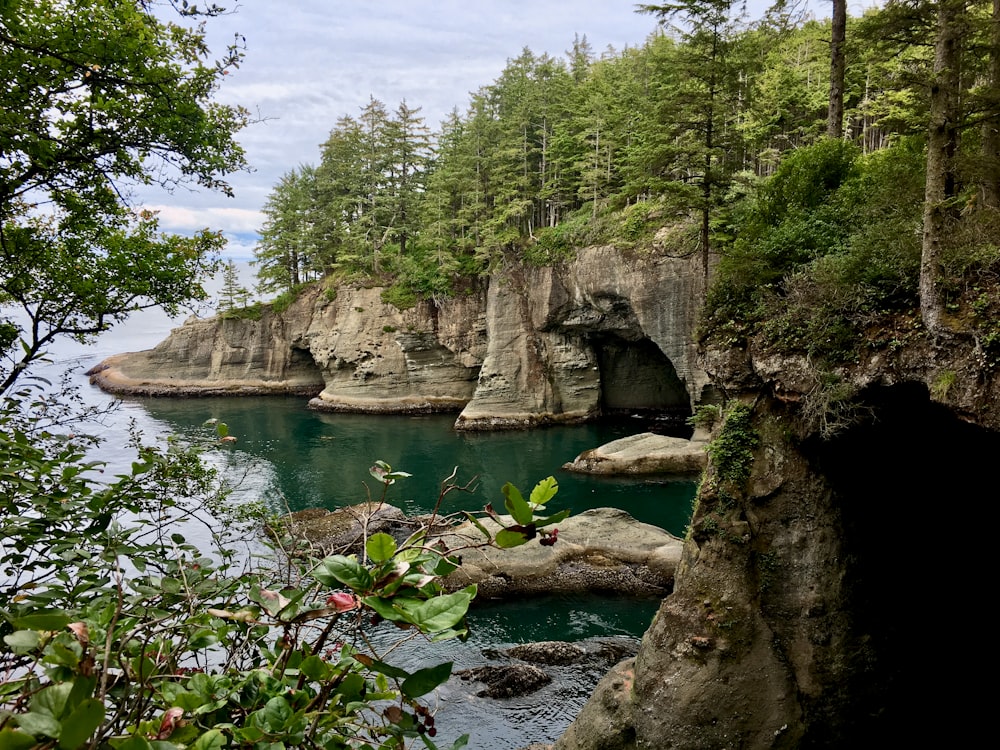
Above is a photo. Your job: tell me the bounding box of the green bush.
[0,397,568,750]
[703,139,926,364]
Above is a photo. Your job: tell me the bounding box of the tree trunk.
[827,0,847,139]
[920,0,965,334]
[982,0,1000,209]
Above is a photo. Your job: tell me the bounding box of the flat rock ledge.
[86,355,323,398]
[277,504,683,599]
[441,507,682,599]
[562,431,708,475]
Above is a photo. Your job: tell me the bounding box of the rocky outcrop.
[442,508,683,598]
[562,431,709,475]
[455,246,708,429]
[555,336,1000,748]
[86,287,327,397]
[88,247,710,427]
[277,504,683,599]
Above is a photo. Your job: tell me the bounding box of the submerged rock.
[456,664,553,699]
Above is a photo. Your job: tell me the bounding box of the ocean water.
[9,267,697,748]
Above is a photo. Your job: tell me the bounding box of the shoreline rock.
[562,431,708,475]
[277,504,684,600]
[87,248,712,430]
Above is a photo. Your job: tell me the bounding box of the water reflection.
[133,396,697,536]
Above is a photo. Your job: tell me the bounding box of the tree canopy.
[0,0,248,394]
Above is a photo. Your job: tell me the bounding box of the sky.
[142,0,838,261]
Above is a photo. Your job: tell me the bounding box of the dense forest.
[253,0,1000,370]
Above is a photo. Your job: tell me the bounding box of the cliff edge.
[89,247,712,427]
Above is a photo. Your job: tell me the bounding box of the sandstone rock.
[455,246,708,429]
[275,502,410,556]
[442,507,683,599]
[562,432,707,475]
[89,248,711,427]
[552,658,637,750]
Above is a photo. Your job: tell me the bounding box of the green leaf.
[461,511,493,541]
[3,630,41,651]
[298,655,332,681]
[11,610,72,631]
[34,683,72,719]
[0,729,38,750]
[365,533,397,563]
[57,698,105,750]
[401,661,453,698]
[534,508,571,528]
[14,712,61,739]
[115,736,153,750]
[190,729,226,750]
[406,585,475,633]
[529,476,559,506]
[501,482,533,525]
[495,529,531,549]
[258,697,292,732]
[313,555,373,592]
[361,659,410,680]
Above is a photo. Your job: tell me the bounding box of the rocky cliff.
[89,246,711,427]
[554,335,1000,748]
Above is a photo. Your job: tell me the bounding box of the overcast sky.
[144,1,836,260]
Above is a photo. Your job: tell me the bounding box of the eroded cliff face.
[456,246,708,429]
[89,247,710,425]
[556,338,1000,749]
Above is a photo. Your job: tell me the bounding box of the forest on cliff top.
[253,1,1000,370]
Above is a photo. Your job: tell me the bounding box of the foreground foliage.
[0,401,567,749]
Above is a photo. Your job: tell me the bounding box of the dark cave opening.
[807,382,997,743]
[591,334,692,431]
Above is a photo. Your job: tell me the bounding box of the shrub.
[0,399,568,750]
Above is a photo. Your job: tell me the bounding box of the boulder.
[274,502,411,556]
[455,664,553,698]
[562,431,708,475]
[442,507,683,599]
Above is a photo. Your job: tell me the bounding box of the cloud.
[144,204,264,235]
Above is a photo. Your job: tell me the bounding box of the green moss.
[707,404,759,488]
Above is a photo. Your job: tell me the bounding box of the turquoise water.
[17,279,697,747]
[134,396,696,536]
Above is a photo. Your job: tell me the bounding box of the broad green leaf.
[298,655,332,681]
[365,533,396,563]
[501,482,533,525]
[461,511,493,541]
[0,729,37,750]
[534,508,571,528]
[313,555,373,592]
[11,611,72,631]
[359,658,410,680]
[495,529,531,549]
[57,698,105,750]
[361,594,428,626]
[190,729,226,750]
[14,712,61,739]
[33,683,72,719]
[259,697,292,732]
[115,736,153,750]
[3,630,41,651]
[407,586,475,633]
[401,662,453,698]
[529,476,559,506]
